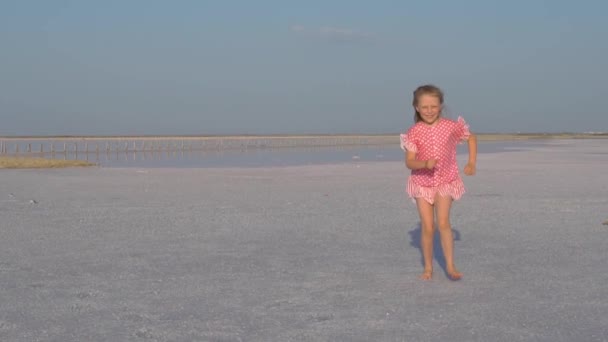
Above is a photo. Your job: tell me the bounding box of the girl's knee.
[420,222,434,232]
[437,221,451,232]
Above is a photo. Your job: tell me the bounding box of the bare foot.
[446,269,462,281]
[419,269,433,280]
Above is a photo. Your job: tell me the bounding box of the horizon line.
[1,132,607,139]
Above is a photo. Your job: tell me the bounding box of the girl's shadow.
[408,222,461,275]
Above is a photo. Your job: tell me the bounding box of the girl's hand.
[464,162,476,175]
[425,159,437,169]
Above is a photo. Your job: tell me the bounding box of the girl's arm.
[405,150,435,170]
[464,133,477,175]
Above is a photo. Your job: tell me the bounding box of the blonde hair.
[412,84,444,123]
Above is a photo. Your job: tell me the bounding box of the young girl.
[400,84,477,281]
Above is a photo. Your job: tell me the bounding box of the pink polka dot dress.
[400,116,471,204]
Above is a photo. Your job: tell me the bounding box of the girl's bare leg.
[435,195,462,280]
[416,198,435,280]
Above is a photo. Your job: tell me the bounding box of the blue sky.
[1,0,607,135]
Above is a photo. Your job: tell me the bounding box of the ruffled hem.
[400,133,417,152]
[457,116,471,143]
[406,177,466,205]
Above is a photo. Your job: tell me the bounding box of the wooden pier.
[0,135,398,158]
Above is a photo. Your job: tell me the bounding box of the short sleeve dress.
[400,116,471,204]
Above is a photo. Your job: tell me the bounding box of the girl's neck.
[421,117,441,126]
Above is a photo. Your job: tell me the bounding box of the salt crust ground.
[1,139,607,342]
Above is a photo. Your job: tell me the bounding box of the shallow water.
[88,140,548,168]
[1,139,551,168]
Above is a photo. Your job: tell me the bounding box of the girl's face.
[416,94,442,125]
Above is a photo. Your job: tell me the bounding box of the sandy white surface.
[1,139,607,342]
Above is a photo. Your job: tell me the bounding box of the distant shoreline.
[1,133,607,141]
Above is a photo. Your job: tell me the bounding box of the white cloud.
[290,25,306,33]
[290,25,373,44]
